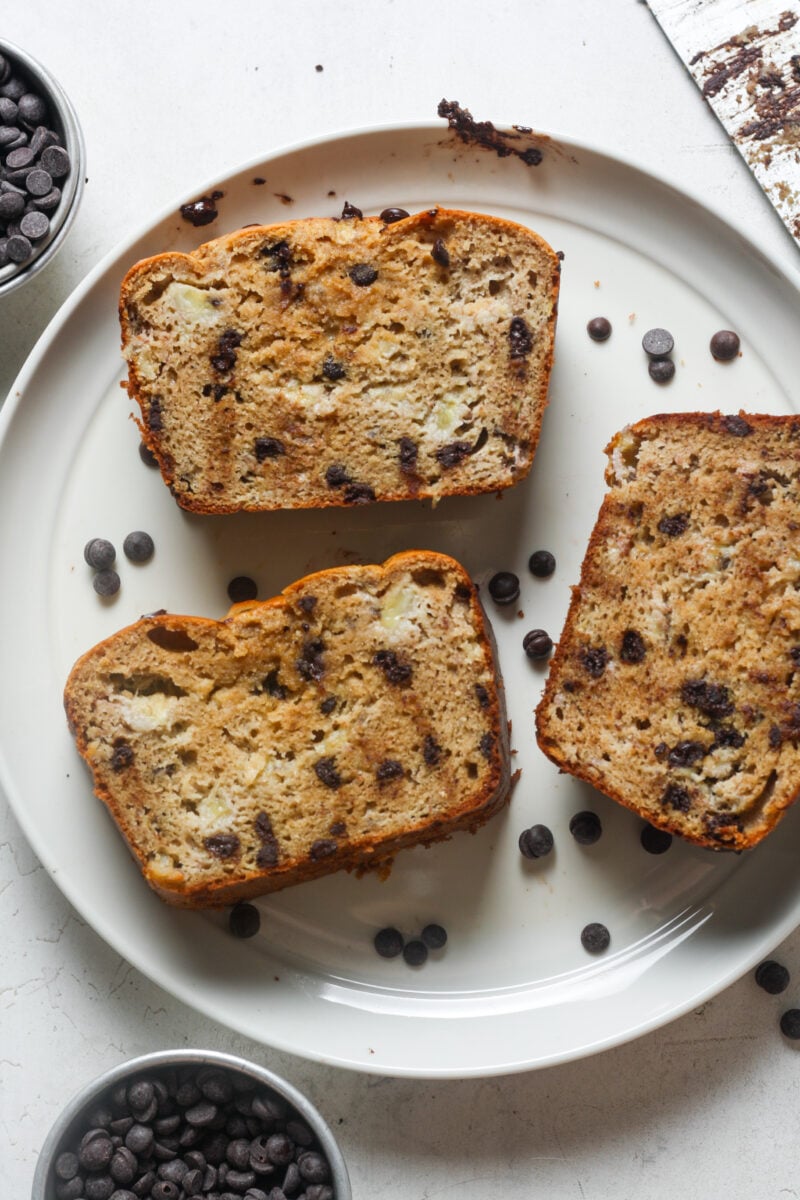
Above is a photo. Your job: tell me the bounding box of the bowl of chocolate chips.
[0,38,84,298]
[31,1048,351,1200]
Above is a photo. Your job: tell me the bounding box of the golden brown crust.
[65,551,511,907]
[536,411,800,851]
[119,209,560,514]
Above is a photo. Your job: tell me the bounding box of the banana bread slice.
[120,207,560,513]
[536,411,800,851]
[65,551,511,907]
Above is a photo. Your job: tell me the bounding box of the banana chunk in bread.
[65,552,511,907]
[536,412,800,851]
[120,208,560,513]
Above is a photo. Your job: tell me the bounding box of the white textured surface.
[2,1,800,1196]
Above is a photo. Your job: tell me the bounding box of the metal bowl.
[0,38,85,299]
[30,1048,352,1199]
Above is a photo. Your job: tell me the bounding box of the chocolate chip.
[211,349,236,374]
[39,143,70,177]
[681,679,734,718]
[642,327,674,357]
[475,683,490,708]
[712,725,746,750]
[648,358,675,383]
[340,201,363,219]
[710,330,740,361]
[580,646,608,678]
[640,823,673,854]
[421,923,448,950]
[398,436,418,472]
[319,695,337,715]
[528,549,556,577]
[436,440,472,468]
[204,834,240,859]
[374,648,413,685]
[180,193,220,226]
[431,238,450,267]
[581,922,611,953]
[84,537,116,569]
[374,927,404,957]
[349,262,378,286]
[343,481,376,504]
[376,759,404,782]
[423,733,442,765]
[619,629,646,663]
[324,463,350,487]
[309,838,338,860]
[123,530,155,563]
[297,595,318,613]
[5,232,31,261]
[479,732,494,759]
[523,629,552,659]
[5,144,34,169]
[321,355,346,381]
[721,414,753,437]
[769,724,783,749]
[661,782,692,812]
[780,1009,800,1039]
[569,811,602,845]
[296,638,325,681]
[0,190,23,219]
[380,207,409,223]
[313,757,342,789]
[657,513,689,537]
[755,960,790,994]
[488,571,520,605]
[110,743,134,772]
[518,824,554,859]
[667,740,706,768]
[402,940,428,967]
[587,316,612,342]
[509,315,533,358]
[255,437,285,460]
[147,396,163,432]
[93,569,121,597]
[227,576,258,604]
[24,168,52,198]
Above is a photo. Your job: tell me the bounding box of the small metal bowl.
[30,1048,352,1200]
[0,38,85,300]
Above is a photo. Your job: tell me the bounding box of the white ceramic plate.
[3,123,800,1079]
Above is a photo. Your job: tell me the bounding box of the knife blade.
[646,0,800,247]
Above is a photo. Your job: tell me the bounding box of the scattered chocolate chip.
[681,679,734,718]
[423,733,442,765]
[229,902,260,938]
[528,549,556,578]
[710,329,740,361]
[661,782,692,813]
[255,437,285,460]
[770,724,783,749]
[657,513,689,537]
[398,436,418,472]
[403,940,428,967]
[321,355,346,381]
[374,927,404,958]
[147,397,163,432]
[755,959,790,995]
[721,414,753,437]
[313,757,342,789]
[376,759,404,782]
[488,571,520,605]
[431,238,450,267]
[93,569,120,597]
[139,440,159,468]
[343,481,376,504]
[713,725,746,750]
[319,695,337,715]
[325,463,350,488]
[479,732,494,759]
[349,262,378,286]
[84,537,116,569]
[296,638,325,682]
[523,629,553,659]
[518,824,554,859]
[380,207,409,223]
[509,316,533,358]
[373,648,412,685]
[649,358,675,384]
[642,327,674,358]
[581,922,611,953]
[110,743,134,772]
[587,316,612,342]
[569,811,602,845]
[123,530,154,563]
[619,629,646,663]
[204,834,240,859]
[667,740,707,768]
[309,838,338,860]
[475,684,490,708]
[421,923,447,950]
[436,440,472,468]
[261,669,287,700]
[297,595,318,614]
[780,1009,800,1039]
[180,192,222,226]
[640,823,673,854]
[580,646,608,678]
[340,201,362,219]
[227,576,258,604]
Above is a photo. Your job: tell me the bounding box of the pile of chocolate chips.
[0,49,71,273]
[50,1063,335,1200]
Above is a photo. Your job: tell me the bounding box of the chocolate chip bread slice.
[536,412,800,851]
[120,208,560,513]
[64,551,511,907]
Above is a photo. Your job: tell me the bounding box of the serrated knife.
[646,0,800,247]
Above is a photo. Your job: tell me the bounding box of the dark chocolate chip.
[780,1009,800,1039]
[421,923,448,950]
[518,824,554,859]
[402,940,428,967]
[640,823,673,854]
[139,441,159,468]
[528,549,556,577]
[227,576,258,604]
[398,436,418,472]
[255,437,285,460]
[373,648,413,685]
[587,316,612,342]
[680,679,734,718]
[423,733,442,765]
[39,144,71,178]
[297,595,318,613]
[296,638,325,682]
[642,327,674,357]
[619,629,646,663]
[755,959,790,994]
[348,262,378,286]
[721,414,753,437]
[123,530,155,563]
[5,232,31,261]
[374,927,404,958]
[313,757,342,789]
[661,782,692,812]
[479,732,494,759]
[376,759,404,782]
[110,743,134,772]
[380,207,409,223]
[569,811,602,845]
[319,695,337,715]
[324,463,350,487]
[580,646,608,678]
[475,683,490,708]
[180,192,220,226]
[509,316,533,358]
[648,358,675,384]
[667,740,707,768]
[321,355,346,381]
[488,571,520,605]
[431,238,450,267]
[657,513,689,537]
[710,330,740,361]
[436,440,472,468]
[581,922,611,953]
[712,725,746,750]
[343,481,376,504]
[93,569,121,597]
[523,629,552,659]
[5,144,34,169]
[84,537,116,569]
[340,201,362,219]
[309,838,338,860]
[204,834,240,859]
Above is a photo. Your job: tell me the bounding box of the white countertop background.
[2,2,800,1196]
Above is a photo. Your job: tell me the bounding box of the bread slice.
[536,411,800,851]
[119,208,560,513]
[64,551,511,907]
